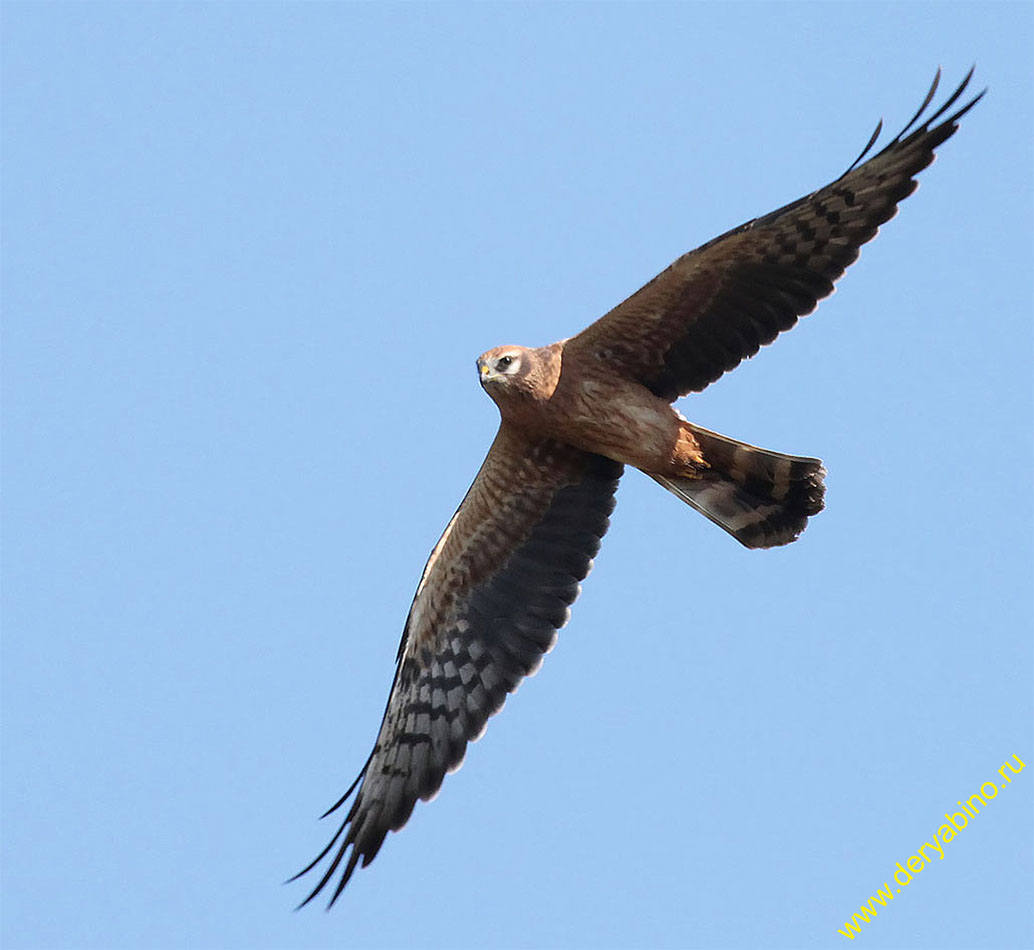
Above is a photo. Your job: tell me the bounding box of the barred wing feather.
[567,69,985,400]
[293,429,622,906]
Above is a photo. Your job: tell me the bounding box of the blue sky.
[2,3,1031,949]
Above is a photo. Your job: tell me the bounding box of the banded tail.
[650,423,826,549]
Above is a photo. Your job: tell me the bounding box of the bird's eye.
[497,356,514,370]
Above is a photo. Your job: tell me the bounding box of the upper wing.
[565,69,984,401]
[293,428,623,907]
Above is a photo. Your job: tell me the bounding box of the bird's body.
[293,70,983,907]
[479,343,706,477]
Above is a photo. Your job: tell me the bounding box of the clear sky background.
[2,4,1031,949]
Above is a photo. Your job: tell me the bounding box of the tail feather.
[651,423,826,549]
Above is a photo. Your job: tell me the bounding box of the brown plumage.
[293,69,983,906]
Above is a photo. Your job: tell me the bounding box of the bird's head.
[476,344,562,421]
[477,346,528,390]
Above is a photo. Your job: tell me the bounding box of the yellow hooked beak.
[478,359,494,383]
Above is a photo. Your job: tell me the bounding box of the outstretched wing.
[566,69,984,401]
[293,428,622,907]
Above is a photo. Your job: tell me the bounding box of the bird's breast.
[541,375,687,473]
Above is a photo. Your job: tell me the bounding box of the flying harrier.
[294,70,982,907]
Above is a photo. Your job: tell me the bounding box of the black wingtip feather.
[843,118,884,177]
[287,819,346,887]
[942,83,986,131]
[326,848,362,909]
[319,757,370,820]
[291,834,350,910]
[900,67,942,138]
[919,66,973,131]
[841,67,983,180]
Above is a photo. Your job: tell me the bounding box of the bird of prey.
[293,69,982,907]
